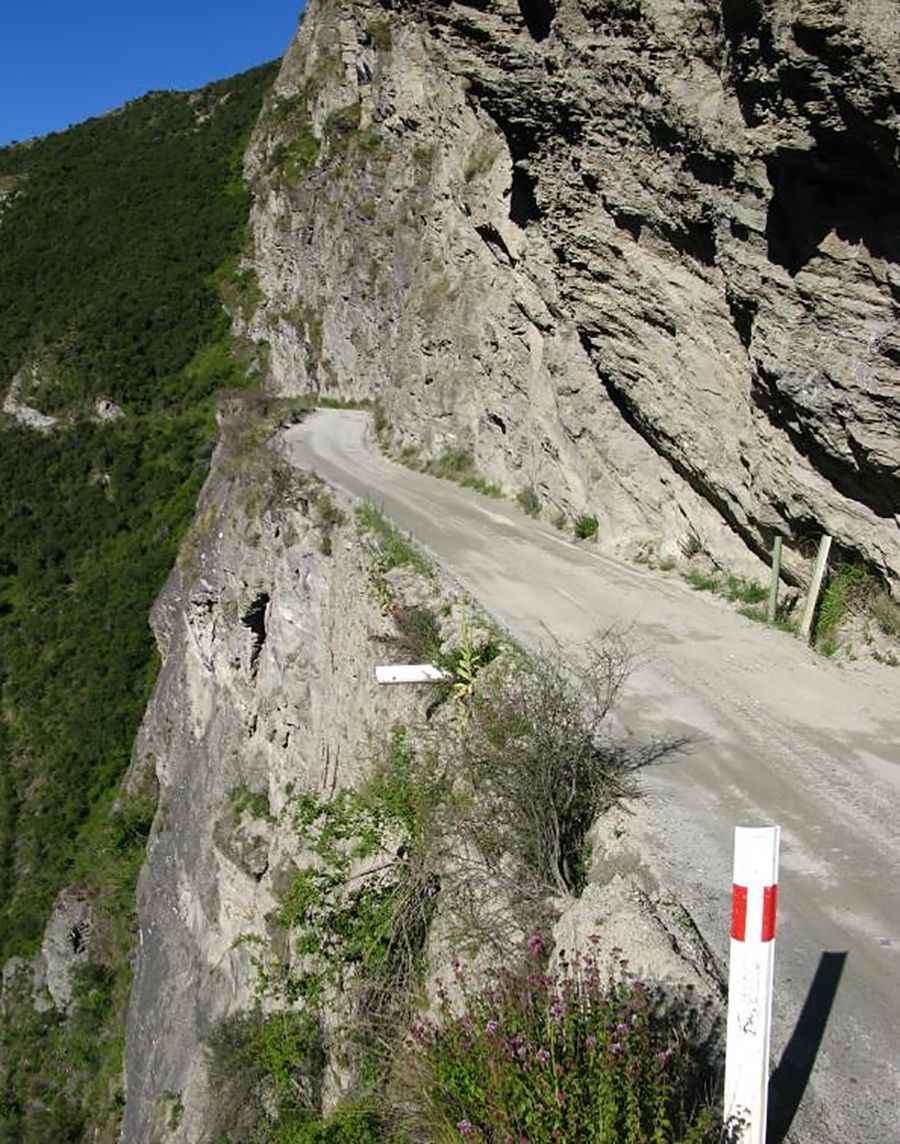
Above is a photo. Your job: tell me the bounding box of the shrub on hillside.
[575,514,599,540]
[396,937,721,1144]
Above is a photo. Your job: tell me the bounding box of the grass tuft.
[355,501,431,576]
[684,569,720,593]
[517,486,541,518]
[813,564,874,649]
[393,445,503,498]
[574,513,599,540]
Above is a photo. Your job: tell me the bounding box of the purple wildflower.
[586,1034,597,1048]
[536,1049,550,1065]
[485,1020,499,1036]
[526,930,545,959]
[457,1120,474,1137]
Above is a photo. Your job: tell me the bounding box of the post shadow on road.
[767,950,848,1143]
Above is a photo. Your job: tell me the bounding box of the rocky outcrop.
[1,362,126,430]
[120,409,427,1142]
[242,0,899,589]
[2,367,60,432]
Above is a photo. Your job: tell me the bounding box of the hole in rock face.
[487,412,507,434]
[241,593,270,678]
[726,291,757,350]
[69,922,89,954]
[517,0,556,41]
[721,0,762,42]
[765,140,900,276]
[476,223,515,264]
[509,165,540,226]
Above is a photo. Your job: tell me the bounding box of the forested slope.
[0,60,276,1141]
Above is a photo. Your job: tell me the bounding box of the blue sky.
[1,1,304,146]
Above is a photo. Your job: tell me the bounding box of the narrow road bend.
[284,410,900,1143]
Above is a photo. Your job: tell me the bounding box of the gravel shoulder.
[285,410,900,1144]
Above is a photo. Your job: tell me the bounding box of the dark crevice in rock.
[241,593,270,679]
[517,0,556,42]
[579,331,772,565]
[69,921,89,954]
[765,141,900,276]
[487,411,507,434]
[720,1,777,110]
[610,209,642,241]
[726,290,757,350]
[659,219,717,268]
[509,165,541,227]
[683,150,736,187]
[752,368,899,519]
[475,223,516,265]
[721,0,763,44]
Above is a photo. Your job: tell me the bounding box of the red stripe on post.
[731,884,748,941]
[762,884,778,942]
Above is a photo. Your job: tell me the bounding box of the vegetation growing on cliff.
[210,623,706,1142]
[0,60,277,1142]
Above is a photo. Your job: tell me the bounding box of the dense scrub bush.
[435,637,685,912]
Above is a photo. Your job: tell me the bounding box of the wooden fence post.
[799,535,832,643]
[767,537,783,625]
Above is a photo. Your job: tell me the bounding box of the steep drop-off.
[242,0,900,590]
[0,63,276,1143]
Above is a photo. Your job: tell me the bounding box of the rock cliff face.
[243,0,899,588]
[120,410,423,1141]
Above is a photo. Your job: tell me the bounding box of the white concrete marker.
[724,825,781,1144]
[375,664,449,684]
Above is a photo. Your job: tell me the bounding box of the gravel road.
[285,410,900,1143]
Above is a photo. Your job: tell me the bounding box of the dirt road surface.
[285,410,900,1143]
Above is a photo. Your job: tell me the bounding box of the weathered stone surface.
[1,366,60,432]
[30,888,93,1013]
[243,0,900,589]
[120,421,426,1142]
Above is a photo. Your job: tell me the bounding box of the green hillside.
[0,61,276,1141]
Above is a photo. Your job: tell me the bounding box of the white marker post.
[724,825,781,1144]
[375,664,449,684]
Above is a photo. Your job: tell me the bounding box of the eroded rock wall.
[243,0,900,587]
[120,414,419,1142]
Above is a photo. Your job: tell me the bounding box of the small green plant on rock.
[366,18,392,51]
[517,486,541,518]
[423,449,502,497]
[722,575,767,606]
[684,569,720,593]
[574,513,599,540]
[315,490,346,555]
[228,784,273,824]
